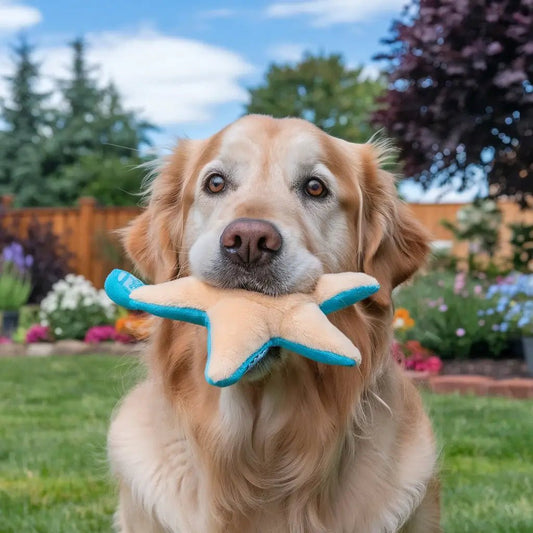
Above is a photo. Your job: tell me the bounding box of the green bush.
[393,271,509,358]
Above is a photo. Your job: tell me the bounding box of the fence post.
[78,197,96,280]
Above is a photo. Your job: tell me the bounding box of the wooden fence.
[1,195,531,288]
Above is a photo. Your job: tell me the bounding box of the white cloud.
[0,1,41,32]
[0,29,254,126]
[266,0,406,26]
[268,43,307,63]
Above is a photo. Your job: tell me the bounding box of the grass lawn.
[1,356,532,532]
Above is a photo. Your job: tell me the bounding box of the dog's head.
[124,115,429,310]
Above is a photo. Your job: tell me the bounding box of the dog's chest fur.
[108,375,436,533]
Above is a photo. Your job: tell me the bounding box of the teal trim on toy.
[105,269,380,387]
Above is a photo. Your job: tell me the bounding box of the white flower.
[54,327,63,335]
[41,319,49,327]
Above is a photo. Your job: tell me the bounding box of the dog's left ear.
[359,145,431,307]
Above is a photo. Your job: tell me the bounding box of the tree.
[42,38,155,205]
[373,0,533,205]
[0,37,51,205]
[246,54,384,143]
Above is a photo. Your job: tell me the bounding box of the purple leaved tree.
[373,0,532,206]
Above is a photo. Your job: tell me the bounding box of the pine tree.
[0,37,50,205]
[43,38,155,205]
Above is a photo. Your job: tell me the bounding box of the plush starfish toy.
[105,269,380,387]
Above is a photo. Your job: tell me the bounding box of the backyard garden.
[1,198,532,531]
[0,1,532,528]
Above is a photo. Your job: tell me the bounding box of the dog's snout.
[220,218,282,266]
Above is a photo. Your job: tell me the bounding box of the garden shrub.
[0,218,73,303]
[393,271,509,358]
[509,223,533,273]
[39,274,117,340]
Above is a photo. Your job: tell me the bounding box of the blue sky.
[0,0,480,201]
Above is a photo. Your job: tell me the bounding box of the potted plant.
[0,242,33,337]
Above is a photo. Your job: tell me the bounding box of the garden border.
[406,371,533,399]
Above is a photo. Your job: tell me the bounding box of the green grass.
[1,356,532,532]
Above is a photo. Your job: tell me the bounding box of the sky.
[0,0,481,202]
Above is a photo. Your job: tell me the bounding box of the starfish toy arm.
[104,269,213,326]
[315,273,380,315]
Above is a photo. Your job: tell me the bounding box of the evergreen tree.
[0,37,51,205]
[42,38,155,205]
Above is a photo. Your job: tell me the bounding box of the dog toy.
[105,269,379,387]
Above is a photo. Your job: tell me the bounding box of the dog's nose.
[220,218,282,266]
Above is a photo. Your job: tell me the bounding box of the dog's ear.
[359,146,431,307]
[121,208,178,283]
[121,140,197,283]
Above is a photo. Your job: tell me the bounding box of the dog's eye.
[304,178,327,198]
[206,174,226,194]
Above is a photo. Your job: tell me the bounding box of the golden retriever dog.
[108,115,440,533]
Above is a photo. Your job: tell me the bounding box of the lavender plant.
[0,243,33,310]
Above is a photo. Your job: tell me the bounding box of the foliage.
[246,53,384,143]
[509,222,533,272]
[442,199,502,255]
[393,271,509,358]
[0,218,73,304]
[0,243,32,310]
[374,0,533,204]
[0,37,154,207]
[484,273,533,336]
[0,37,51,205]
[39,274,117,340]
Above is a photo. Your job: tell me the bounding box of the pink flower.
[0,336,11,344]
[439,304,448,312]
[456,328,466,337]
[454,272,466,294]
[423,356,443,374]
[26,324,50,343]
[84,325,134,344]
[474,285,483,295]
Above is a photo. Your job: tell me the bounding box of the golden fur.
[109,115,440,532]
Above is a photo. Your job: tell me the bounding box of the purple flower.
[439,304,448,312]
[492,324,500,332]
[1,242,33,274]
[474,285,482,295]
[456,328,466,337]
